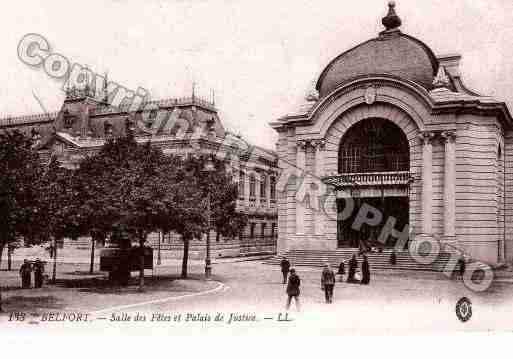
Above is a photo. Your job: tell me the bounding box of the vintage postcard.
[1,0,513,342]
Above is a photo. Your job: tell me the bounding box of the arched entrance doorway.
[336,118,410,249]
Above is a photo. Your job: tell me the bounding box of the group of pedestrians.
[19,259,45,289]
[346,254,370,284]
[280,254,372,310]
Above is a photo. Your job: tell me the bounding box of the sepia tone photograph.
[1,0,513,342]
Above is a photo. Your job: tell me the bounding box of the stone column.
[266,171,272,209]
[244,167,250,208]
[441,131,456,239]
[420,132,435,236]
[296,140,307,235]
[255,170,260,206]
[312,139,326,235]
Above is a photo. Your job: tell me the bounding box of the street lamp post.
[203,156,215,279]
[205,192,212,278]
[157,231,162,266]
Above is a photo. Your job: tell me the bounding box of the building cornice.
[271,74,513,131]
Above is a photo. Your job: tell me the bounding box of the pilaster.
[312,139,326,236]
[441,130,456,240]
[419,131,435,236]
[296,139,307,235]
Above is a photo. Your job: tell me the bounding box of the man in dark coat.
[34,259,45,288]
[361,255,370,285]
[457,256,466,280]
[337,261,345,282]
[347,254,358,283]
[280,257,291,284]
[19,259,32,289]
[286,268,301,311]
[321,263,336,303]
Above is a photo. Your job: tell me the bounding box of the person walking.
[321,263,336,303]
[457,256,466,280]
[361,255,370,285]
[34,259,45,288]
[286,268,301,311]
[280,257,291,284]
[347,254,357,283]
[19,259,32,289]
[337,261,345,282]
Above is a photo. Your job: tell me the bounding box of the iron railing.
[322,171,413,188]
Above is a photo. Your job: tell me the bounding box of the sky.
[1,0,513,150]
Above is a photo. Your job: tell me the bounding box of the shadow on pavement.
[61,270,106,276]
[0,295,65,314]
[54,274,205,295]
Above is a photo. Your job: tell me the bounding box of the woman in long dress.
[19,259,32,288]
[361,255,370,285]
[347,254,357,283]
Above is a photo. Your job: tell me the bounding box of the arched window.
[338,118,409,173]
[238,170,245,199]
[104,122,113,137]
[270,176,276,201]
[249,174,256,198]
[63,109,72,129]
[260,174,267,199]
[31,127,40,141]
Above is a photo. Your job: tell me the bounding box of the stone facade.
[270,4,513,265]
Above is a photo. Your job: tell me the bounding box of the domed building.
[271,2,513,267]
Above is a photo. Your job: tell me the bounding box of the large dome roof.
[316,2,439,97]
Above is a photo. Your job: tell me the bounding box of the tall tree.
[174,154,247,278]
[36,156,81,283]
[0,130,42,311]
[74,136,246,283]
[77,135,170,289]
[0,130,42,265]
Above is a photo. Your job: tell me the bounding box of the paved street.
[2,260,513,334]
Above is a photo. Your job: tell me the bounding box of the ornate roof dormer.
[432,66,450,89]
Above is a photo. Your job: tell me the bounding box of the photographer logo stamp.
[455,297,472,322]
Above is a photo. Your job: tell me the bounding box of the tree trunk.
[51,238,57,283]
[181,236,190,279]
[0,243,4,270]
[89,236,95,274]
[138,239,145,291]
[0,243,3,311]
[7,245,12,271]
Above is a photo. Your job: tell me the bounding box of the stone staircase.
[265,248,457,272]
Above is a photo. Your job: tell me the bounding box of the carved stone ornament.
[364,85,377,105]
[433,66,450,88]
[441,130,456,143]
[296,139,308,150]
[418,131,435,145]
[311,139,326,150]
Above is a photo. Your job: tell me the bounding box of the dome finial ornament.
[382,1,402,32]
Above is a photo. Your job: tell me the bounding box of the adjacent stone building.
[0,85,279,258]
[271,2,513,264]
